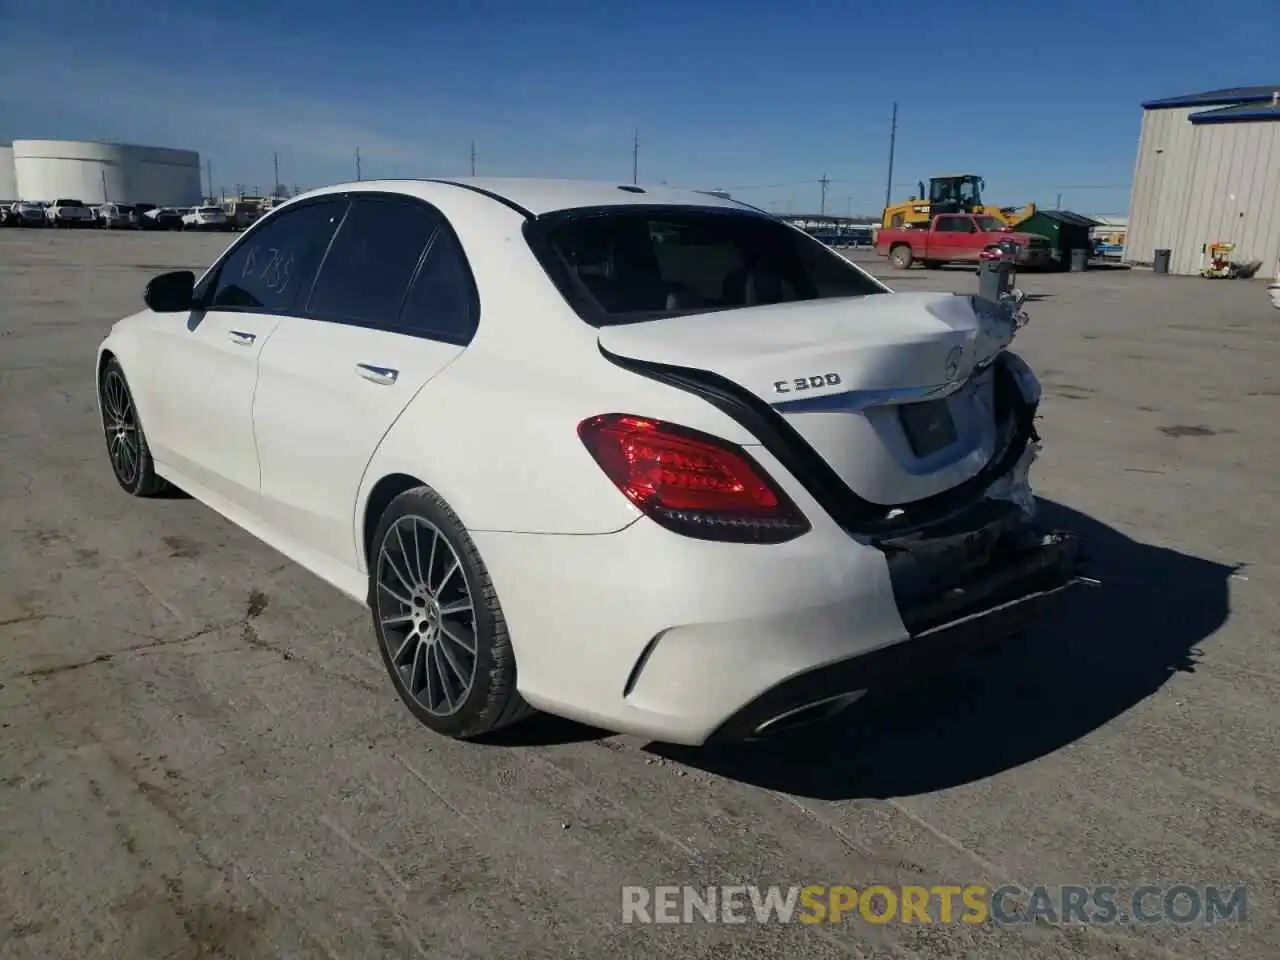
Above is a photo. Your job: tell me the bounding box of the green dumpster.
[1010,210,1100,271]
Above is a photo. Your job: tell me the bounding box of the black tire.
[890,244,914,269]
[98,357,170,497]
[369,485,533,740]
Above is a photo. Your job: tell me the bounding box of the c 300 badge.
[773,372,842,394]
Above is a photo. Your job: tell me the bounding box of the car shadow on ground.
[645,498,1233,799]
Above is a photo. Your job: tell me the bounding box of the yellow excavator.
[881,174,1036,230]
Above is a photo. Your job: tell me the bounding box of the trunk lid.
[598,291,1022,505]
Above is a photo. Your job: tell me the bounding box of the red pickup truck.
[875,214,1050,270]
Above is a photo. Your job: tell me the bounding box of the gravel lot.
[2,230,1277,959]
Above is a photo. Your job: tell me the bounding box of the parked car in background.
[10,201,48,227]
[143,207,184,231]
[181,206,232,232]
[97,203,134,229]
[222,198,262,231]
[129,203,158,229]
[46,198,92,228]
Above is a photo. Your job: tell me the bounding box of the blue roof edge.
[1189,103,1280,124]
[1142,85,1280,110]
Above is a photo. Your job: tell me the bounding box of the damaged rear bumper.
[705,516,1084,744]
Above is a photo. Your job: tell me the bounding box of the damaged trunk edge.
[599,303,1087,636]
[598,343,1042,540]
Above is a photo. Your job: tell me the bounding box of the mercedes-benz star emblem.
[944,346,963,379]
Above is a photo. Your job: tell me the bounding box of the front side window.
[935,217,975,233]
[306,198,437,327]
[529,207,884,326]
[203,199,346,311]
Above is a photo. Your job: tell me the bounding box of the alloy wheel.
[375,516,478,717]
[101,369,140,486]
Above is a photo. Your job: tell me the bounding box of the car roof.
[299,177,759,218]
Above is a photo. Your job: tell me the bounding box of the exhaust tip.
[751,689,868,738]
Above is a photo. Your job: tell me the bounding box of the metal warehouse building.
[8,139,202,207]
[1125,85,1280,276]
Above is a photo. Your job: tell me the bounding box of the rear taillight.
[577,414,810,544]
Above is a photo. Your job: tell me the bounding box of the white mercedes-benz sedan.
[95,178,1080,746]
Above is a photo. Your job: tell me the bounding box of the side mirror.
[143,270,196,312]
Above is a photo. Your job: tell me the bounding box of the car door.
[948,216,983,261]
[928,215,965,261]
[142,198,347,511]
[252,194,479,570]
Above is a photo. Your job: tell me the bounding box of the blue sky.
[1,0,1277,215]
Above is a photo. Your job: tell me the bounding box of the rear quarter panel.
[352,188,766,554]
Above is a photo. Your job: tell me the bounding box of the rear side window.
[306,198,437,327]
[527,208,884,325]
[205,200,346,311]
[396,228,478,345]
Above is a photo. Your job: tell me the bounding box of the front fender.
[96,312,158,428]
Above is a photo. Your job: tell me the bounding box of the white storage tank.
[12,139,202,206]
[0,143,15,202]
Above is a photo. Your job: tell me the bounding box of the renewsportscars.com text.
[621,884,1248,926]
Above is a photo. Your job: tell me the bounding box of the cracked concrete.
[1,231,1278,959]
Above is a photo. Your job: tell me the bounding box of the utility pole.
[632,128,639,185]
[355,146,362,181]
[1056,192,1062,209]
[819,173,830,217]
[206,159,213,201]
[272,152,280,195]
[470,140,476,176]
[884,102,898,211]
[101,169,108,202]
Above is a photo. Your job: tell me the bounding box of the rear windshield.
[526,207,885,326]
[54,198,83,206]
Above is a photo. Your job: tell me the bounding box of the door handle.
[356,363,399,385]
[228,330,256,346]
